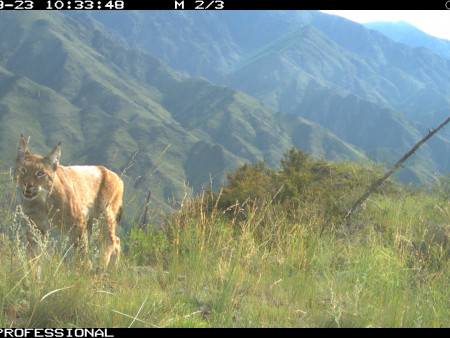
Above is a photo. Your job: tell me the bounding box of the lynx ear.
[44,143,61,170]
[15,136,30,164]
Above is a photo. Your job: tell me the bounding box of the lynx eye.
[35,170,46,178]
[19,167,27,175]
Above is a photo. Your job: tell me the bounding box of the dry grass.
[0,169,448,327]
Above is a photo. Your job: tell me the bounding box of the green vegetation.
[88,10,450,182]
[1,149,448,328]
[216,147,389,224]
[0,11,372,214]
[0,11,448,328]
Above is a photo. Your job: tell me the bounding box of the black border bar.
[4,0,450,10]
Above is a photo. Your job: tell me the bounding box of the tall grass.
[0,169,448,327]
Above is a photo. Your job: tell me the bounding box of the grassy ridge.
[0,161,448,328]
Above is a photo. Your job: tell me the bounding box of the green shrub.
[217,146,394,224]
[127,225,169,266]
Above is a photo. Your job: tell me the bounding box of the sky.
[320,10,450,41]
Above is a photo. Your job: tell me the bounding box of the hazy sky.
[320,10,450,41]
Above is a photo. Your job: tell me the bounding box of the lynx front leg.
[68,224,91,269]
[26,228,41,261]
[25,219,50,262]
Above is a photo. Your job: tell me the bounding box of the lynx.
[14,136,123,268]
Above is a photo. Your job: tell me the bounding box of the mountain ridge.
[364,20,450,60]
[0,11,370,215]
[84,10,450,152]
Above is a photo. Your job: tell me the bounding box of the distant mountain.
[1,9,449,226]
[85,11,450,113]
[363,20,450,129]
[364,21,450,60]
[0,11,365,216]
[83,10,450,181]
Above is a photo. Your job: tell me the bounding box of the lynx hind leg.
[101,234,120,269]
[110,236,121,265]
[100,209,121,269]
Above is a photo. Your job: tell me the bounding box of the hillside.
[0,11,448,328]
[0,148,448,327]
[0,11,365,216]
[363,20,450,128]
[83,10,450,182]
[364,21,450,60]
[86,11,450,115]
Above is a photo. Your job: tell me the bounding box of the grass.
[0,169,448,328]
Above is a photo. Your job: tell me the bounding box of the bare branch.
[345,117,450,222]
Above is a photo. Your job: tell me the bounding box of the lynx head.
[14,136,61,201]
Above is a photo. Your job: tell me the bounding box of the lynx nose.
[23,182,36,194]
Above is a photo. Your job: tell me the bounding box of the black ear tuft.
[44,144,61,170]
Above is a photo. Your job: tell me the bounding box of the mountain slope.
[86,10,450,117]
[364,21,450,60]
[83,10,450,181]
[78,10,241,83]
[0,11,366,215]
